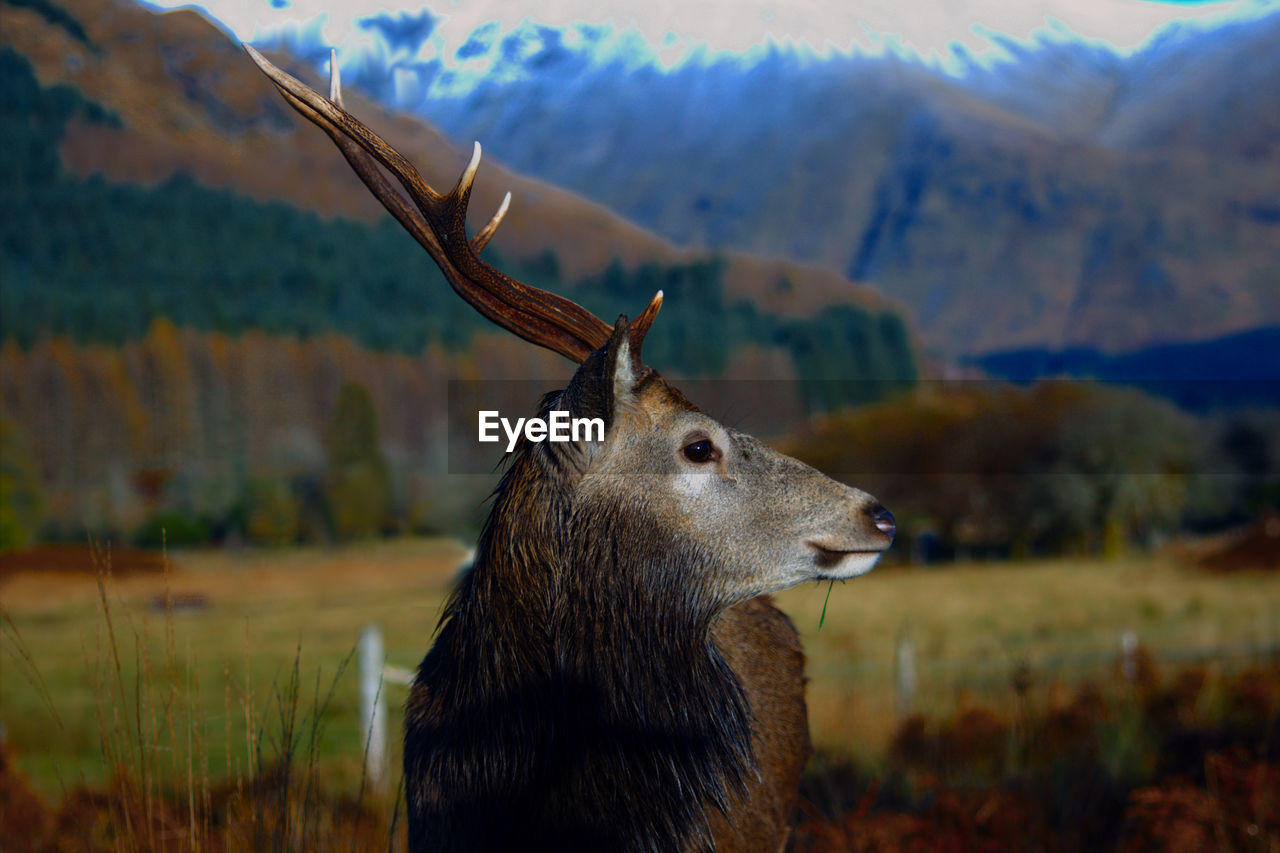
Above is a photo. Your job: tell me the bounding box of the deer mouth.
[807,542,884,576]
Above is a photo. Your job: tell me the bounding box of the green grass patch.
[3,544,1277,801]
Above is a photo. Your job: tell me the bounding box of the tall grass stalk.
[0,603,81,800]
[4,541,404,850]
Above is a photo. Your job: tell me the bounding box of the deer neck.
[417,453,755,847]
[470,455,732,673]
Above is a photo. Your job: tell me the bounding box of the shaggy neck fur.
[404,424,755,852]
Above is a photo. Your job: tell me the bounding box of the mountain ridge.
[292,6,1280,359]
[1,0,901,324]
[972,326,1280,409]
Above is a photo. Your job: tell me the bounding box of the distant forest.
[0,43,917,548]
[3,46,1276,553]
[0,48,916,400]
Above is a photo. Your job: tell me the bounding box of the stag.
[246,45,895,853]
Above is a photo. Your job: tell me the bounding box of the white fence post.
[1120,629,1139,683]
[359,624,388,793]
[895,625,916,718]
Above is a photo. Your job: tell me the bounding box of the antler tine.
[328,49,343,108]
[448,141,496,253]
[472,192,511,253]
[244,44,613,363]
[448,149,509,253]
[629,290,664,364]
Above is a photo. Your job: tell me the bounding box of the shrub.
[132,510,212,548]
[245,479,301,546]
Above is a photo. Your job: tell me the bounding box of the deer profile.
[246,45,895,853]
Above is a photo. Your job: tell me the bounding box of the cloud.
[143,0,1272,62]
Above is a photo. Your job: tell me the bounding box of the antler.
[244,44,662,364]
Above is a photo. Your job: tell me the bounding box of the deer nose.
[869,505,896,539]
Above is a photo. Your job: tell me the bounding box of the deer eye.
[682,438,718,464]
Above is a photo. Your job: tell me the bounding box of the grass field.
[779,554,1280,767]
[3,539,1278,804]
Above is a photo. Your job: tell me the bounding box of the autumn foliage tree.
[783,382,1196,558]
[324,381,391,540]
[0,418,45,551]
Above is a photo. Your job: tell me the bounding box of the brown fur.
[401,326,879,851]
[708,598,812,851]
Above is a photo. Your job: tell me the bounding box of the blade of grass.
[819,579,835,630]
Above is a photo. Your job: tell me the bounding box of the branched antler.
[245,44,662,364]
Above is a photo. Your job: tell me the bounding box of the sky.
[141,0,1278,68]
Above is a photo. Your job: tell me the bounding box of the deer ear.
[552,315,646,449]
[606,315,643,412]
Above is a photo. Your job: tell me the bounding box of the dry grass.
[3,541,1278,801]
[775,554,1280,765]
[1,538,467,802]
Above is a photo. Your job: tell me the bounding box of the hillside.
[0,0,902,323]
[312,8,1280,360]
[0,0,924,544]
[1,44,916,396]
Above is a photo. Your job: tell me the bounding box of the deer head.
[562,321,893,606]
[245,44,895,851]
[243,44,892,598]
